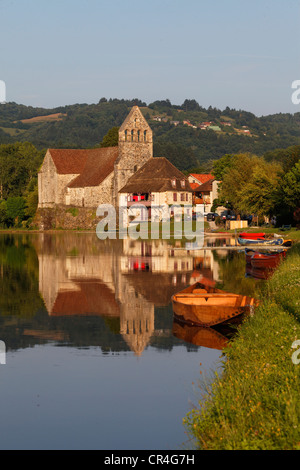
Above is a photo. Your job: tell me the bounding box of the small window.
[171,178,176,187]
[137,130,140,142]
[144,130,147,142]
[125,130,128,141]
[180,193,185,201]
[186,193,188,201]
[134,165,138,172]
[173,193,177,202]
[181,180,185,188]
[131,130,134,141]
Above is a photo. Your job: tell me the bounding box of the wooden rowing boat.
[172,319,229,350]
[250,250,286,269]
[245,248,256,264]
[171,282,259,327]
[238,237,285,246]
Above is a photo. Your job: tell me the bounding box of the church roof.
[48,147,119,187]
[119,157,192,193]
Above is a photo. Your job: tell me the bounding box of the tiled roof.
[50,279,120,316]
[48,147,119,187]
[194,178,214,193]
[119,157,192,193]
[190,173,214,184]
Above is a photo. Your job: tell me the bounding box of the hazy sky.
[1,0,299,116]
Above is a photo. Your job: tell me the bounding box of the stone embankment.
[34,206,99,230]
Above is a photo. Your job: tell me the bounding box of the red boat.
[250,250,286,269]
[239,232,265,239]
[245,248,256,264]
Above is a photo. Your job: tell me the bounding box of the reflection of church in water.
[35,234,225,355]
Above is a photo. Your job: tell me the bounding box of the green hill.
[1,98,300,170]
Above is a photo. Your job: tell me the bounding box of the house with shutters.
[118,157,193,222]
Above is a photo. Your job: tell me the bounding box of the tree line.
[211,146,300,226]
[0,125,299,228]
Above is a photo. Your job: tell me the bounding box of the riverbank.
[183,242,300,450]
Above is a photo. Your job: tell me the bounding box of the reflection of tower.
[116,264,155,355]
[120,297,154,356]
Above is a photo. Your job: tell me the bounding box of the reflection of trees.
[215,251,264,298]
[0,235,44,318]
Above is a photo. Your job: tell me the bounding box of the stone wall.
[35,205,99,230]
[67,172,114,208]
[38,151,79,208]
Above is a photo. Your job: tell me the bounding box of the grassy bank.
[184,243,300,450]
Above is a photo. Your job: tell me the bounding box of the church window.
[131,130,134,141]
[125,130,128,141]
[137,130,140,142]
[144,130,147,142]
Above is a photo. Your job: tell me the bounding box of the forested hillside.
[1,98,300,170]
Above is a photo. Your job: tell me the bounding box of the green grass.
[184,243,300,450]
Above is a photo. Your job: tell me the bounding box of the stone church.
[38,106,153,210]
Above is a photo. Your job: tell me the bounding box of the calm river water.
[0,232,264,450]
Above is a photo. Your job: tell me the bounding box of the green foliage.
[212,154,233,180]
[1,100,300,169]
[218,153,282,217]
[6,196,26,225]
[99,126,119,148]
[66,207,79,217]
[154,142,198,170]
[184,244,300,450]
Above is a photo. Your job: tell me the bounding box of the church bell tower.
[114,106,153,206]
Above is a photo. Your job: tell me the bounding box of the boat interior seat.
[192,289,208,294]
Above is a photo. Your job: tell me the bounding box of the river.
[0,232,264,450]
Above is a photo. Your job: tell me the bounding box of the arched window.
[125,130,128,141]
[137,130,140,142]
[144,130,147,142]
[134,165,138,172]
[131,129,134,142]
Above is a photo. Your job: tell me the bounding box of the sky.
[0,0,299,116]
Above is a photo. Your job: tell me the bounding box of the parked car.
[206,212,218,221]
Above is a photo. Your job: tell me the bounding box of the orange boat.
[171,282,259,327]
[172,319,229,350]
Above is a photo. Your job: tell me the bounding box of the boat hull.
[238,237,284,246]
[250,251,286,269]
[239,232,265,239]
[171,282,258,327]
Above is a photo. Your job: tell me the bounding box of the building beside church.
[119,157,193,222]
[38,106,153,210]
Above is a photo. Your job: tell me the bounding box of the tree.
[212,154,233,180]
[272,161,300,224]
[6,196,26,226]
[218,153,282,217]
[99,127,119,147]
